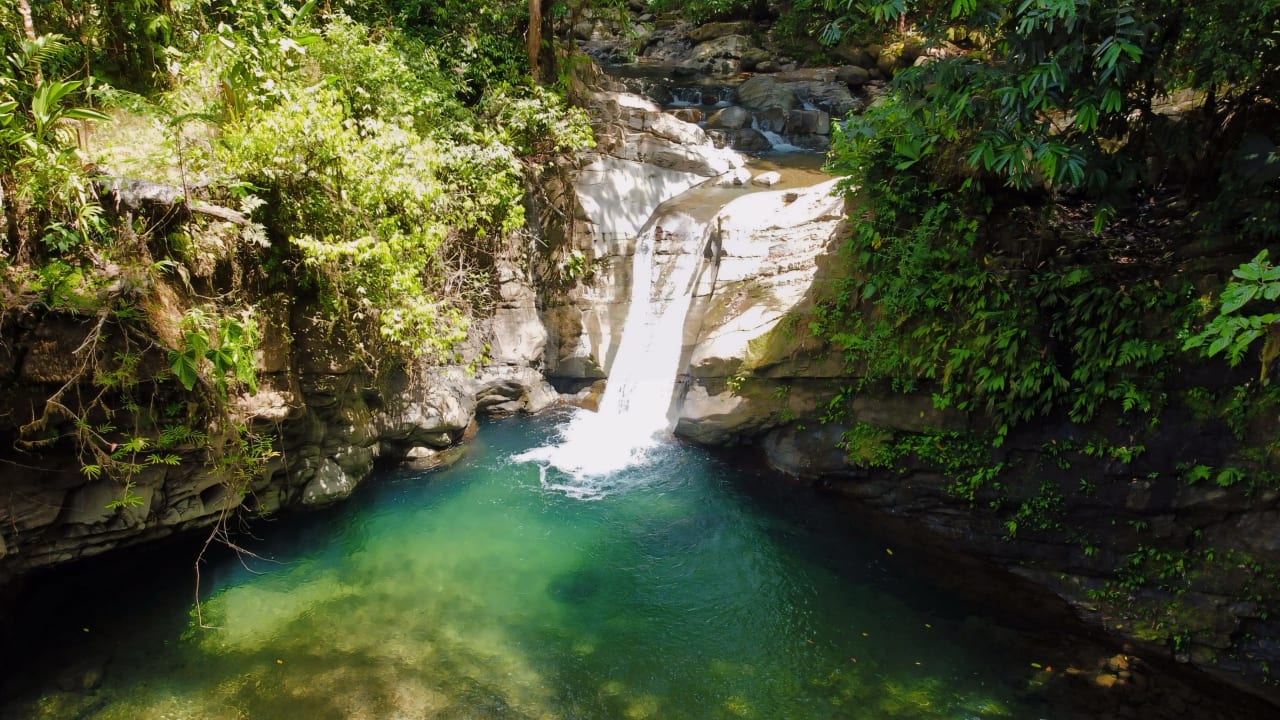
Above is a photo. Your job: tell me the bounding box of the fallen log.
[94,178,249,227]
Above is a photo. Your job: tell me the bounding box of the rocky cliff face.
[0,304,476,583]
[0,233,567,586]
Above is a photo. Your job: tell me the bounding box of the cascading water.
[751,117,805,153]
[516,186,727,498]
[668,86,734,108]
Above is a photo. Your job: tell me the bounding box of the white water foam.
[516,208,708,499]
[751,118,805,153]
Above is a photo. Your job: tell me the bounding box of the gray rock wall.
[0,305,482,583]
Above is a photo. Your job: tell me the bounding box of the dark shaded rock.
[754,107,787,133]
[547,568,603,604]
[731,128,772,152]
[786,108,830,135]
[837,65,871,87]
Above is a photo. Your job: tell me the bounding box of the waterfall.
[669,86,734,108]
[751,117,804,153]
[515,196,715,498]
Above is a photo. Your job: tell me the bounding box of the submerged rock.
[547,568,604,604]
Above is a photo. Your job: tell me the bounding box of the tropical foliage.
[0,0,591,508]
[813,0,1280,438]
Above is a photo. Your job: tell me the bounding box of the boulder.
[792,81,862,117]
[754,107,787,133]
[690,35,753,61]
[837,65,871,87]
[763,424,859,478]
[786,109,830,135]
[302,459,356,506]
[732,128,773,152]
[707,105,751,130]
[773,68,839,83]
[473,366,559,415]
[670,108,703,123]
[875,42,922,76]
[672,384,751,444]
[714,167,753,187]
[751,171,782,187]
[371,366,476,445]
[688,21,755,43]
[834,43,874,68]
[740,48,771,71]
[736,75,796,112]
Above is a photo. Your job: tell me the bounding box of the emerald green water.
[4,415,1062,719]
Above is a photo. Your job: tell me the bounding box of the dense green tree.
[813,0,1280,436]
[827,0,1279,222]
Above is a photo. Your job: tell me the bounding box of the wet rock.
[403,445,467,471]
[789,81,862,117]
[731,128,773,152]
[786,109,830,135]
[761,424,857,478]
[669,107,703,123]
[754,107,787,133]
[707,105,751,130]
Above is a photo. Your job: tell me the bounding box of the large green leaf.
[168,350,200,391]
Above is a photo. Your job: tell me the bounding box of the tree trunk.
[2,177,21,257]
[18,0,37,40]
[527,0,543,81]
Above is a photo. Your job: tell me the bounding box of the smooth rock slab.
[751,171,782,187]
